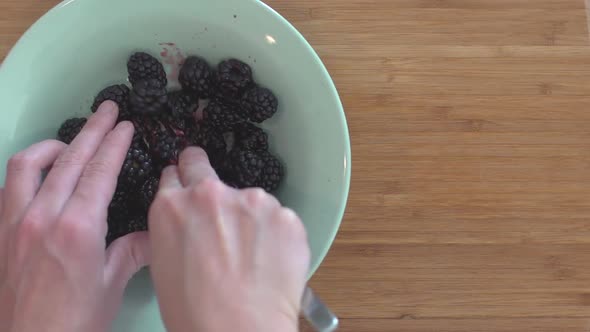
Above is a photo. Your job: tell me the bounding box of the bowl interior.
[0,0,350,330]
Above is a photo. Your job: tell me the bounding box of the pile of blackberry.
[56,52,283,246]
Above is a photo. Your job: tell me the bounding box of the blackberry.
[57,117,87,144]
[203,100,247,131]
[106,187,132,246]
[129,78,169,115]
[257,151,284,192]
[127,52,167,86]
[106,228,117,247]
[228,148,264,188]
[215,156,238,187]
[190,123,227,167]
[120,140,153,189]
[151,128,184,168]
[107,214,148,245]
[234,122,268,151]
[109,185,130,212]
[216,59,253,98]
[242,87,278,123]
[92,84,131,120]
[140,176,159,210]
[168,90,198,118]
[179,56,214,98]
[125,215,149,233]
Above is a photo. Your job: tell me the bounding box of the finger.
[0,187,4,216]
[159,165,182,190]
[33,101,118,218]
[177,147,219,187]
[104,231,151,290]
[62,121,134,231]
[2,140,66,223]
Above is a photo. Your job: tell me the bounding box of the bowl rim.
[255,0,352,277]
[0,0,352,278]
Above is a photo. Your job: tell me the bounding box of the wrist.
[191,307,299,332]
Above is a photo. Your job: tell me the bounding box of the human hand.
[149,147,311,332]
[0,101,150,332]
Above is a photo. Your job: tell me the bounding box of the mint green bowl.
[0,0,350,329]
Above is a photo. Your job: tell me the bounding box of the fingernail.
[97,100,117,115]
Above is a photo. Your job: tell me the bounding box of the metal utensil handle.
[301,287,339,332]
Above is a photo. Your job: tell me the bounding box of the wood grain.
[3,0,590,331]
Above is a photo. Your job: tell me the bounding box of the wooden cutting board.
[3,0,590,331]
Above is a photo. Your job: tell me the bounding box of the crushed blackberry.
[57,117,87,144]
[129,79,169,115]
[140,176,159,210]
[157,111,188,133]
[179,56,214,98]
[167,90,198,119]
[130,114,161,141]
[257,151,284,192]
[242,86,278,123]
[227,148,264,188]
[120,140,153,189]
[127,52,167,86]
[203,100,247,131]
[216,59,253,98]
[190,123,227,167]
[92,84,131,120]
[151,128,184,168]
[234,122,268,151]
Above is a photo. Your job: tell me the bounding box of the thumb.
[104,231,151,289]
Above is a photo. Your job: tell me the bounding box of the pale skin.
[0,100,310,332]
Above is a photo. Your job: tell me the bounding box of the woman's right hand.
[148,147,311,332]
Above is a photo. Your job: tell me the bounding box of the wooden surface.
[3,0,590,331]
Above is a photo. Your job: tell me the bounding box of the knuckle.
[151,190,185,227]
[52,149,86,170]
[17,212,45,240]
[57,215,93,240]
[181,146,208,161]
[244,188,268,206]
[188,180,225,216]
[154,188,179,207]
[20,208,44,226]
[7,152,32,174]
[42,138,66,146]
[80,160,113,181]
[279,208,306,234]
[40,139,67,150]
[195,178,225,199]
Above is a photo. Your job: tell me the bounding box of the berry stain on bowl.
[158,42,186,84]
